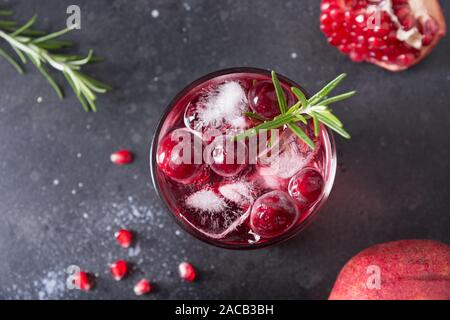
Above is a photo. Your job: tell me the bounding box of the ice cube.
[185,189,226,213]
[182,187,250,239]
[218,181,255,205]
[184,81,250,138]
[257,127,318,181]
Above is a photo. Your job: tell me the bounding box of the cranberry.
[289,168,324,204]
[179,262,196,282]
[250,191,299,238]
[134,279,152,295]
[115,229,133,248]
[73,271,92,291]
[110,260,128,281]
[110,150,134,165]
[157,129,207,183]
[207,136,248,178]
[248,81,292,119]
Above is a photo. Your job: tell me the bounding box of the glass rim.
[150,67,337,250]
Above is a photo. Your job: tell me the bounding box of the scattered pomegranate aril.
[115,229,133,248]
[134,279,152,295]
[250,191,299,238]
[73,271,92,291]
[179,262,196,282]
[110,150,134,165]
[110,260,128,281]
[320,0,447,71]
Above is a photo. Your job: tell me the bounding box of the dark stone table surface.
[0,0,449,300]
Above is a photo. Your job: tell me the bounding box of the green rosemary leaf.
[0,20,16,28]
[63,70,80,96]
[308,73,347,106]
[320,91,356,106]
[86,97,97,112]
[35,39,72,50]
[287,101,301,114]
[1,26,46,36]
[52,54,102,63]
[75,71,111,93]
[291,87,308,109]
[67,50,93,65]
[32,28,72,44]
[244,112,266,122]
[0,47,24,74]
[12,46,27,63]
[235,113,294,141]
[294,114,307,125]
[11,15,37,36]
[312,113,320,137]
[16,28,45,36]
[315,112,351,139]
[318,109,343,127]
[287,123,315,149]
[76,79,96,101]
[76,92,90,112]
[33,62,64,99]
[0,10,13,16]
[271,70,287,114]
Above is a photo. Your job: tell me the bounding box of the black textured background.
[0,0,449,300]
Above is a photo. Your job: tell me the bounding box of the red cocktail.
[151,68,337,249]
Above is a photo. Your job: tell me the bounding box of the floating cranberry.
[110,260,128,281]
[250,191,299,238]
[207,136,248,178]
[115,229,133,248]
[73,271,92,291]
[110,150,134,165]
[157,128,207,183]
[248,81,292,119]
[289,168,324,204]
[134,279,152,295]
[179,262,196,282]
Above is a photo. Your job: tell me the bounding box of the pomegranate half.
[320,0,447,71]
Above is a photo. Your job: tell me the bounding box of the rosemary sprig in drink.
[0,12,110,112]
[236,71,355,149]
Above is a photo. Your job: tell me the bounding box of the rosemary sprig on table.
[0,12,110,112]
[236,71,355,149]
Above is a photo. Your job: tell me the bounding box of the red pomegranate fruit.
[329,240,450,300]
[320,0,447,71]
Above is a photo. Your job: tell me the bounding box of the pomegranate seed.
[179,262,196,282]
[110,260,128,281]
[134,279,152,295]
[73,271,92,291]
[110,150,134,165]
[115,229,133,248]
[420,18,439,46]
[396,53,416,66]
